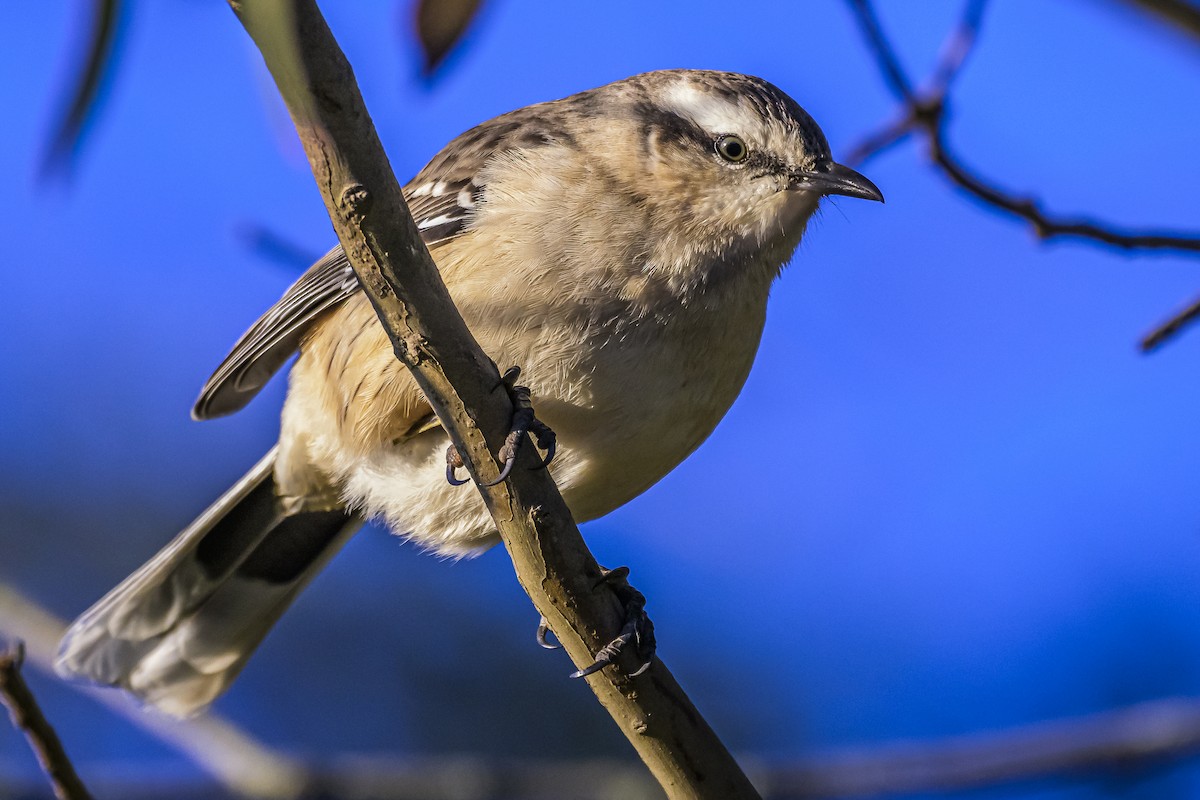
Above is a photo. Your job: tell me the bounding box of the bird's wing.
[193,246,360,419]
[192,179,488,421]
[190,107,558,421]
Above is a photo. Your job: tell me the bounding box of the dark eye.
[715,134,748,163]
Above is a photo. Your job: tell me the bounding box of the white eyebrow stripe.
[662,83,747,134]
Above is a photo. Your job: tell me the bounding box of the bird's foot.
[567,566,656,679]
[445,366,556,486]
[536,617,560,650]
[444,444,470,486]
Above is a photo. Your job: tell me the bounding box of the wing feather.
[193,105,554,419]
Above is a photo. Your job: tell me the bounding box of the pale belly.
[280,288,768,556]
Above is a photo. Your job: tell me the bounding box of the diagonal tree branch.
[226,1,760,797]
[0,643,93,800]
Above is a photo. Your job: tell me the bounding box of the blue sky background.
[2,1,1200,797]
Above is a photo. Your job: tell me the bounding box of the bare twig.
[0,642,93,800]
[226,1,760,797]
[926,129,1200,253]
[847,0,1200,348]
[1141,293,1200,350]
[846,0,1200,256]
[846,0,918,101]
[844,113,915,168]
[1113,0,1200,43]
[844,0,983,167]
[928,0,989,92]
[0,584,310,799]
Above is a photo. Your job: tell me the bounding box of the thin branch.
[0,642,93,800]
[844,113,915,168]
[1113,0,1200,43]
[226,1,760,797]
[1141,293,1200,350]
[0,584,310,799]
[927,126,1200,252]
[845,0,917,102]
[844,0,983,168]
[928,0,989,92]
[846,0,1200,256]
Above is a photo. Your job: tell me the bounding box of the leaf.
[42,0,127,179]
[413,0,484,77]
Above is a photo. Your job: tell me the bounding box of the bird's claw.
[536,617,561,650]
[483,368,556,486]
[444,365,556,487]
[445,444,470,486]
[569,566,656,679]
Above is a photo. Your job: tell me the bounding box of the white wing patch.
[409,180,452,198]
[417,213,461,231]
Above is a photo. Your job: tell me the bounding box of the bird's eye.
[715,135,748,163]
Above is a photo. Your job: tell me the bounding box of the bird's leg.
[444,365,556,486]
[569,566,656,679]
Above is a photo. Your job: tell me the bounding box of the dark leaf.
[413,0,483,77]
[42,0,128,180]
[1116,0,1200,43]
[234,221,322,272]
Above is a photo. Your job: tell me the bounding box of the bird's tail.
[56,448,360,717]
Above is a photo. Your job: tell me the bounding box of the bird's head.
[576,70,883,287]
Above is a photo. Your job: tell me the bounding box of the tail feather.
[56,448,360,717]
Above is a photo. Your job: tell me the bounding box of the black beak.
[791,161,884,202]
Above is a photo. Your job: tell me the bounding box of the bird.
[56,69,883,717]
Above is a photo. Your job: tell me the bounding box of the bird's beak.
[791,162,884,202]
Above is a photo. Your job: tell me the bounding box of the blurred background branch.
[846,0,1200,349]
[846,0,1200,256]
[1112,0,1200,41]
